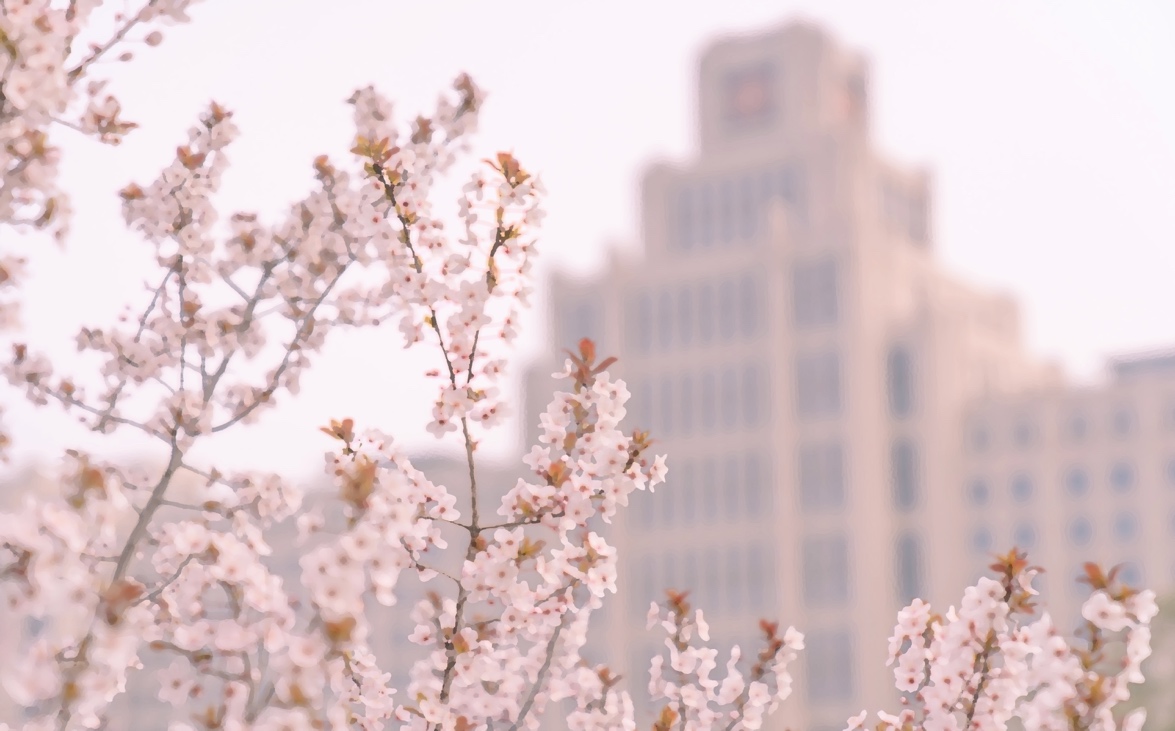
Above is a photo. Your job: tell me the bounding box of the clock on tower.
[722,62,775,131]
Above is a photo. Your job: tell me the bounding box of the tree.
[0,3,1159,730]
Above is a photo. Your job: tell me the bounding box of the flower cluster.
[848,550,1155,731]
[0,0,204,458]
[646,591,803,731]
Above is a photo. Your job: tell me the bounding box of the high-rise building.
[521,19,1071,730]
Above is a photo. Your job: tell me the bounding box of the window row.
[967,459,1175,507]
[1068,511,1141,545]
[800,439,921,515]
[627,364,769,436]
[967,402,1175,452]
[668,164,804,252]
[971,510,1144,555]
[625,274,764,354]
[971,524,1037,554]
[806,532,922,610]
[624,258,844,357]
[632,452,770,528]
[627,543,775,616]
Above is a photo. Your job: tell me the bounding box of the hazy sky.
[7,1,1175,481]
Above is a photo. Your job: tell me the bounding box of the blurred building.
[520,19,1087,731]
[959,352,1175,629]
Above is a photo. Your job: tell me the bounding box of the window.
[676,185,695,251]
[656,290,673,351]
[703,550,721,612]
[1114,511,1139,542]
[746,543,770,609]
[802,534,850,606]
[698,182,715,248]
[662,554,677,593]
[775,164,801,208]
[1110,461,1134,492]
[1011,473,1034,503]
[1065,467,1089,497]
[630,376,652,428]
[1069,517,1092,546]
[738,273,760,337]
[718,280,737,341]
[698,284,716,343]
[795,350,842,419]
[805,630,855,703]
[800,441,846,510]
[719,179,736,244]
[702,459,719,517]
[661,479,675,526]
[1112,407,1134,437]
[677,287,694,347]
[895,533,924,604]
[887,345,914,418]
[628,294,653,352]
[683,552,698,594]
[1013,419,1036,448]
[560,300,601,348]
[658,378,673,437]
[968,478,989,506]
[909,194,927,244]
[744,452,767,514]
[757,168,776,209]
[724,456,741,519]
[726,546,744,612]
[969,424,990,453]
[1066,413,1088,442]
[630,556,652,613]
[742,364,764,427]
[1013,522,1037,549]
[680,468,696,525]
[1167,457,1175,486]
[636,487,655,527]
[676,376,690,437]
[720,367,738,430]
[701,371,717,432]
[891,440,920,510]
[738,174,757,241]
[793,258,839,328]
[1120,561,1144,587]
[972,527,992,553]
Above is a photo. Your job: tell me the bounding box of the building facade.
[960,353,1175,630]
[521,20,1075,731]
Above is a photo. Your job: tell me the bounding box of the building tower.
[523,20,1059,730]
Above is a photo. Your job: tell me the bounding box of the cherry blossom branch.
[65,1,162,82]
[509,610,571,731]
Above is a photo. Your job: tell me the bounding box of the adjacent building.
[960,352,1175,630]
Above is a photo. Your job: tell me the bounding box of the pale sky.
[6,1,1175,482]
